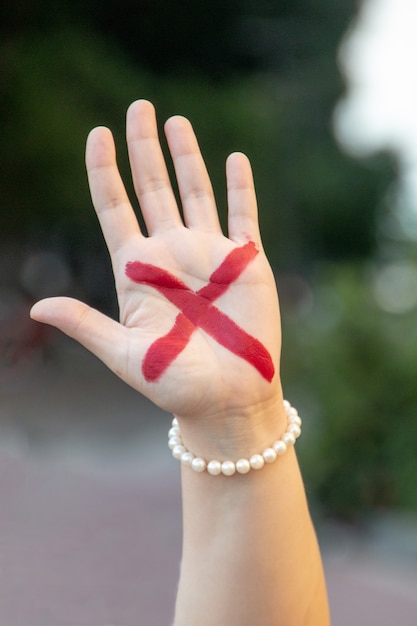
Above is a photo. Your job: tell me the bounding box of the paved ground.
[0,334,416,625]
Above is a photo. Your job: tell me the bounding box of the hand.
[31,100,283,437]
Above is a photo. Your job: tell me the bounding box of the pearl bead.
[207,460,222,476]
[181,452,194,466]
[282,432,295,446]
[262,447,277,463]
[168,399,302,476]
[168,436,182,450]
[236,459,251,474]
[172,444,186,459]
[288,423,301,438]
[273,440,287,455]
[250,454,265,470]
[221,461,236,476]
[191,457,207,473]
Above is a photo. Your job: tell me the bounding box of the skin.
[125,241,275,382]
[31,100,330,625]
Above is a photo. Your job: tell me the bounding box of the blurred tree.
[281,262,417,517]
[1,0,394,268]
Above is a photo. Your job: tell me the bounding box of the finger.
[164,115,222,233]
[30,297,130,380]
[226,152,262,246]
[86,126,143,256]
[126,100,182,234]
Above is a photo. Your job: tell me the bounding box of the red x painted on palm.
[125,241,274,382]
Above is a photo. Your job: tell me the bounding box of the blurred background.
[1,0,417,624]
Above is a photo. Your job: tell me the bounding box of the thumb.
[30,296,128,372]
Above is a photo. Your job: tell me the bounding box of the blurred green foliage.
[1,0,393,264]
[2,1,415,519]
[281,262,417,518]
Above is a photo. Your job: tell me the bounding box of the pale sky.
[333,0,417,215]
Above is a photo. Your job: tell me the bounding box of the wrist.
[171,393,293,466]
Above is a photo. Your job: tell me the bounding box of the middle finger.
[126,100,183,234]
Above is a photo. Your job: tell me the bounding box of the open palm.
[31,100,282,421]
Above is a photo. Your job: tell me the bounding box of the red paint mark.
[125,242,275,382]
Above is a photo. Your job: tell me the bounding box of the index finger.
[86,126,143,256]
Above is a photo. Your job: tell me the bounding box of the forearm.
[29,99,328,625]
[173,405,329,626]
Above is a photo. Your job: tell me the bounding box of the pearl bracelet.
[168,400,302,476]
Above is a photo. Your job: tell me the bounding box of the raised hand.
[30,100,283,427]
[30,101,330,626]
